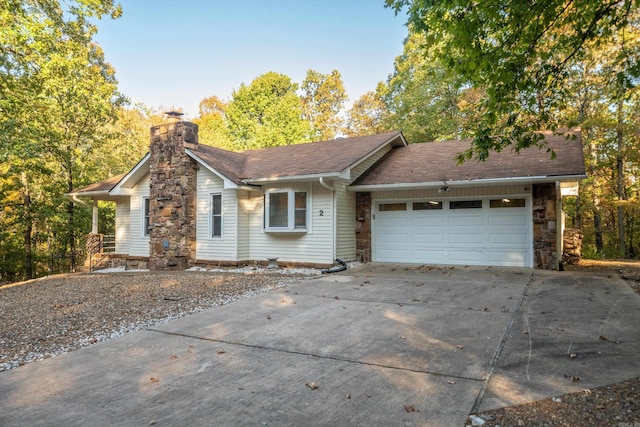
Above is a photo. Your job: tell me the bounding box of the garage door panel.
[448,215,483,226]
[411,249,446,261]
[448,233,484,244]
[412,233,445,244]
[489,251,527,266]
[488,214,526,226]
[489,232,528,245]
[448,249,486,264]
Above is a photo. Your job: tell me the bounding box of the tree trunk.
[616,97,625,257]
[21,172,34,280]
[67,162,76,272]
[589,138,604,252]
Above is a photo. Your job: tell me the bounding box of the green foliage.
[300,69,347,140]
[381,31,475,143]
[192,95,233,149]
[343,85,391,137]
[386,0,640,158]
[0,0,123,282]
[226,72,312,149]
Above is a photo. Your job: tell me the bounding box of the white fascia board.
[185,150,238,189]
[64,190,111,198]
[110,153,150,195]
[244,172,343,184]
[348,174,588,191]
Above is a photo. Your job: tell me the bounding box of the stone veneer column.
[532,183,558,270]
[355,192,372,263]
[148,121,199,270]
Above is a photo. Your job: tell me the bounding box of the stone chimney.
[147,114,199,270]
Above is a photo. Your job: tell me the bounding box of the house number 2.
[319,210,324,216]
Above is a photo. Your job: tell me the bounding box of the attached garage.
[373,196,532,267]
[350,130,587,270]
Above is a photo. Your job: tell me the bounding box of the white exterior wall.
[335,182,356,261]
[129,174,149,257]
[236,189,251,260]
[196,168,238,261]
[331,145,393,262]
[248,182,334,264]
[114,197,130,254]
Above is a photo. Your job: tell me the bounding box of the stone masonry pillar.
[148,119,199,270]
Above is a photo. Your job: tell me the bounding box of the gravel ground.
[0,268,314,371]
[1,262,639,426]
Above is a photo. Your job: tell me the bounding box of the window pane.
[212,194,222,214]
[413,201,442,210]
[211,194,222,237]
[269,192,288,227]
[450,200,482,209]
[212,216,222,237]
[144,198,150,236]
[490,198,526,208]
[379,203,406,211]
[294,192,306,228]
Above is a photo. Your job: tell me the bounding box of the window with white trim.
[143,197,150,236]
[211,193,222,238]
[265,190,307,231]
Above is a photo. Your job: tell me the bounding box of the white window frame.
[210,193,223,239]
[142,196,150,237]
[264,189,308,232]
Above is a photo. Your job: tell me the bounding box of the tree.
[192,95,233,149]
[0,0,123,280]
[226,72,312,149]
[300,69,347,140]
[386,0,640,160]
[343,86,390,137]
[381,31,474,143]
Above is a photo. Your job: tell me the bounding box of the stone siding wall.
[532,183,558,270]
[562,228,583,265]
[148,121,199,270]
[355,192,372,263]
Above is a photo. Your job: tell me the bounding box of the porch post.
[92,199,99,234]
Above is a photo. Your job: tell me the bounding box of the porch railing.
[85,234,115,272]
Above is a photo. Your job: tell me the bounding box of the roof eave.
[348,174,588,191]
[341,132,407,181]
[110,153,150,195]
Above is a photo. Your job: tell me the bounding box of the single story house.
[68,117,586,270]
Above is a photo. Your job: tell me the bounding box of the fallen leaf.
[306,382,318,390]
[447,380,456,384]
[571,376,581,382]
[569,353,577,359]
[344,394,351,399]
[170,355,178,360]
[365,393,372,398]
[403,404,419,412]
[598,335,608,341]
[266,314,271,320]
[150,377,159,383]
[217,349,226,354]
[400,336,406,340]
[334,296,340,300]
[456,345,464,350]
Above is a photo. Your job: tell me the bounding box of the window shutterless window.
[211,193,222,238]
[143,197,150,236]
[265,190,307,231]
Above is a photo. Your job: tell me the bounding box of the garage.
[373,197,532,267]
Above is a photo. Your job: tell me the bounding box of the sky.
[93,0,409,119]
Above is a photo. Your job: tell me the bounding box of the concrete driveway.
[1,264,639,426]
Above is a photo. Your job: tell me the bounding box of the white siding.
[129,174,149,257]
[196,168,238,261]
[335,182,356,261]
[237,189,251,260]
[350,145,392,181]
[248,182,334,264]
[114,197,130,254]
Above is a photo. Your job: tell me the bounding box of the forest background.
[1,0,639,283]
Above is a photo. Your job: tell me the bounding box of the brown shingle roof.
[353,130,585,187]
[189,132,404,183]
[68,173,126,195]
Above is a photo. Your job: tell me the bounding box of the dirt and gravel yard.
[1,261,638,426]
[0,268,313,371]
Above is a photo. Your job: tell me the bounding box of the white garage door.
[373,197,531,267]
